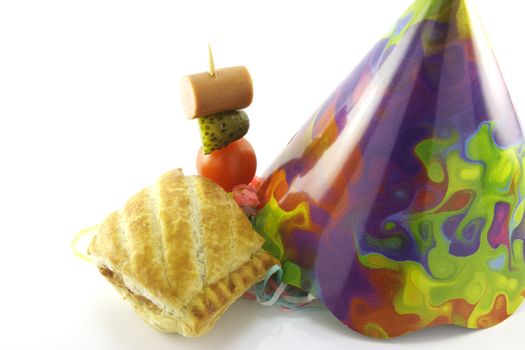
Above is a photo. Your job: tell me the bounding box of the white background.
[1,0,524,349]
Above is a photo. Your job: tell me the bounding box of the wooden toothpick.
[208,42,216,77]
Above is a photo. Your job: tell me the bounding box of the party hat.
[256,0,525,338]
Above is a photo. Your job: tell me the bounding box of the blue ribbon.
[255,264,318,310]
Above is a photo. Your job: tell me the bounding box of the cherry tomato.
[196,138,257,192]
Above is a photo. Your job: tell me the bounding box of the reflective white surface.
[54,270,525,349]
[0,0,524,349]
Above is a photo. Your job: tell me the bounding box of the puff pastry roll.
[83,169,278,336]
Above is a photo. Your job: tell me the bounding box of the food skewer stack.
[72,48,275,338]
[180,46,257,192]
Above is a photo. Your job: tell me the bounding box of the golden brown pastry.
[81,169,278,336]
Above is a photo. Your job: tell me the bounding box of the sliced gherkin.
[198,110,250,154]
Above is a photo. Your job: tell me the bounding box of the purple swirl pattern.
[256,0,525,338]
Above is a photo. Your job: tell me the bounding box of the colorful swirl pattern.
[255,0,525,338]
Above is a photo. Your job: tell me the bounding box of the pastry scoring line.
[185,176,207,285]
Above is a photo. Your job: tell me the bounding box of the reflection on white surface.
[64,265,525,350]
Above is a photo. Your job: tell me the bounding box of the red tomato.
[196,138,257,192]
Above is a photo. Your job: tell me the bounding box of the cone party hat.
[255,0,525,338]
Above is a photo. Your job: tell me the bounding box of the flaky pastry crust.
[86,169,278,336]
